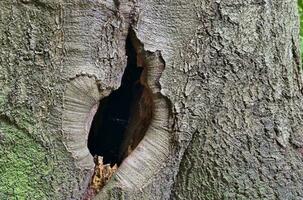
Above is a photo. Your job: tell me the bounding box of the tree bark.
[0,0,302,199]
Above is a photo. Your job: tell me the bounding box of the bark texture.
[0,0,303,200]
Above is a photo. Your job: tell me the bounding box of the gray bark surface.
[0,0,302,200]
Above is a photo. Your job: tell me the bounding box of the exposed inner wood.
[91,157,118,192]
[82,156,117,200]
[84,30,154,197]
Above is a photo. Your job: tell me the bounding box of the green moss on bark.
[0,122,51,199]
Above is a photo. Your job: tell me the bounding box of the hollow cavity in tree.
[87,31,153,167]
[79,30,170,199]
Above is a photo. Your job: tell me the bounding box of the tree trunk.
[0,0,302,199]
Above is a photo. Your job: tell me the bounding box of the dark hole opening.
[87,32,152,167]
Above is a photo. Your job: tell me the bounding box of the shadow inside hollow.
[87,33,145,166]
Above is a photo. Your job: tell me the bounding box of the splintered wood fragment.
[83,156,118,200]
[93,157,117,191]
[91,156,118,192]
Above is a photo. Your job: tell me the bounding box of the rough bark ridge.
[0,0,303,199]
[167,1,303,199]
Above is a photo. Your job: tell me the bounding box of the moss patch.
[0,122,52,199]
